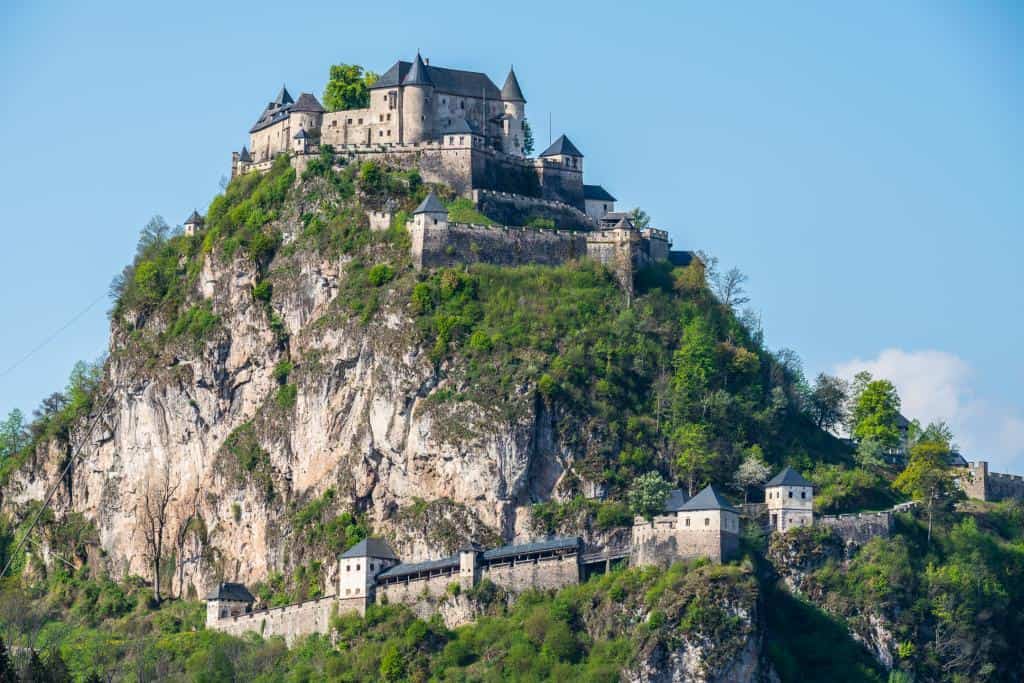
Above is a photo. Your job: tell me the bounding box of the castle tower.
[401,52,435,144]
[337,538,399,609]
[538,134,585,208]
[409,192,448,270]
[675,485,741,562]
[765,467,814,532]
[500,66,526,156]
[458,543,483,590]
[205,582,255,628]
[183,210,204,237]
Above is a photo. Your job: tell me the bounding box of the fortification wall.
[818,511,893,546]
[377,573,456,608]
[631,523,734,566]
[412,223,587,270]
[987,472,1024,501]
[481,555,580,593]
[473,190,593,230]
[211,595,364,645]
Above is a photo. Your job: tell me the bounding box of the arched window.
[704,518,710,527]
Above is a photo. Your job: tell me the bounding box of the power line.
[0,292,107,380]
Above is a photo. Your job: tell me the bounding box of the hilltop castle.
[227,54,694,289]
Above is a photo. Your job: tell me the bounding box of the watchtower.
[183,210,204,236]
[765,467,814,532]
[338,538,400,606]
[205,582,255,627]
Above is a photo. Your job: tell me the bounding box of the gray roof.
[273,85,294,106]
[613,216,634,230]
[540,134,583,158]
[765,467,813,488]
[291,92,325,113]
[378,555,458,579]
[238,146,251,162]
[501,67,526,102]
[669,251,695,267]
[402,52,433,87]
[948,451,968,467]
[677,485,738,513]
[583,184,616,202]
[664,488,688,512]
[185,210,203,225]
[293,129,309,139]
[206,582,254,602]
[413,192,447,215]
[443,118,480,135]
[482,536,579,561]
[372,59,502,100]
[339,538,399,560]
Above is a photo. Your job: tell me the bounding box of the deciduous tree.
[627,471,672,520]
[323,64,378,111]
[849,374,902,450]
[894,439,960,544]
[734,445,771,503]
[808,373,849,432]
[140,458,178,604]
[672,423,715,496]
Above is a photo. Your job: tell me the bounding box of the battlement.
[962,461,1024,501]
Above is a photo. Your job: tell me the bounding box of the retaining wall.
[818,511,893,546]
[212,595,364,646]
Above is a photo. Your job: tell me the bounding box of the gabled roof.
[664,489,688,512]
[293,129,309,139]
[238,146,252,162]
[339,538,399,560]
[402,52,433,87]
[372,59,502,100]
[205,582,254,602]
[378,555,458,579]
[583,185,616,202]
[443,118,481,135]
[501,67,526,102]
[613,216,634,230]
[481,537,579,561]
[677,485,738,513]
[540,134,583,158]
[185,210,203,225]
[291,92,325,114]
[413,192,447,215]
[765,467,813,488]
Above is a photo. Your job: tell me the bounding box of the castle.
[227,54,694,290]
[204,471,904,644]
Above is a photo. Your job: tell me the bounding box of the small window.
[788,491,793,498]
[356,563,361,571]
[379,131,383,137]
[801,491,806,499]
[685,518,690,527]
[355,587,360,594]
[345,588,350,595]
[346,565,350,571]
[347,118,353,124]
[704,518,710,526]
[358,118,363,124]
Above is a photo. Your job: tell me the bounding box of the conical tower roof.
[402,52,433,87]
[413,191,447,215]
[273,85,294,106]
[501,67,525,102]
[185,209,203,225]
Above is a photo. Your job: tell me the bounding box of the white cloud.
[833,348,1024,475]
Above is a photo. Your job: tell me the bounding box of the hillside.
[0,150,1021,682]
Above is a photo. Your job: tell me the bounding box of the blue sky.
[1,1,1022,471]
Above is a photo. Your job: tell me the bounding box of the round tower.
[401,52,435,144]
[501,66,527,156]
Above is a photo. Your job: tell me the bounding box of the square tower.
[205,582,255,628]
[338,538,400,606]
[765,467,814,532]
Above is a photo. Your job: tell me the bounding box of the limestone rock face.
[2,244,572,598]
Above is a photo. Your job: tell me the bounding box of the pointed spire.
[403,51,433,87]
[273,84,293,106]
[501,66,525,103]
[185,209,203,225]
[239,145,251,162]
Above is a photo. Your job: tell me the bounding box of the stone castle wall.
[818,511,893,546]
[377,572,456,608]
[473,190,594,230]
[411,222,588,271]
[962,461,1024,502]
[481,555,580,592]
[212,595,365,646]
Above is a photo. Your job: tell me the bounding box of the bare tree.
[173,487,204,599]
[140,458,178,604]
[712,267,750,309]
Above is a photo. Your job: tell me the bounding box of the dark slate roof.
[948,451,968,467]
[339,538,399,560]
[413,192,447,215]
[273,85,294,106]
[664,489,688,512]
[765,467,813,488]
[291,92,325,113]
[443,118,480,135]
[540,134,583,158]
[613,216,634,230]
[583,184,616,202]
[482,536,579,561]
[372,59,502,100]
[501,67,526,102]
[293,129,309,139]
[378,555,458,579]
[206,582,254,602]
[402,52,433,86]
[185,210,203,225]
[677,485,738,513]
[239,146,252,162]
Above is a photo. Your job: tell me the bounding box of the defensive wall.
[631,515,738,566]
[961,461,1024,502]
[818,511,894,547]
[211,595,365,646]
[410,221,588,271]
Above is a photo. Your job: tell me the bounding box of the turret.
[401,52,435,144]
[458,543,483,590]
[500,67,526,156]
[183,210,204,237]
[205,582,255,628]
[765,467,814,532]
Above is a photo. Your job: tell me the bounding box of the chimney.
[424,57,429,65]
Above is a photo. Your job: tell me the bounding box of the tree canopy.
[323,64,379,111]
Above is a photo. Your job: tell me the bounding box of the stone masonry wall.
[481,555,580,592]
[377,572,457,609]
[818,511,893,547]
[962,461,1024,501]
[473,190,593,230]
[412,223,588,271]
[212,595,364,646]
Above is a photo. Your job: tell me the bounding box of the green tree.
[627,471,672,520]
[522,120,535,155]
[672,423,715,496]
[628,207,650,229]
[808,373,849,432]
[323,64,378,111]
[670,318,717,422]
[0,410,27,462]
[849,375,901,451]
[893,439,960,543]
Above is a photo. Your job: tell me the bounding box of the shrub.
[276,384,297,410]
[367,264,395,286]
[253,280,272,302]
[272,360,293,384]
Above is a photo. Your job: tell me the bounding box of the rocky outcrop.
[2,222,580,599]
